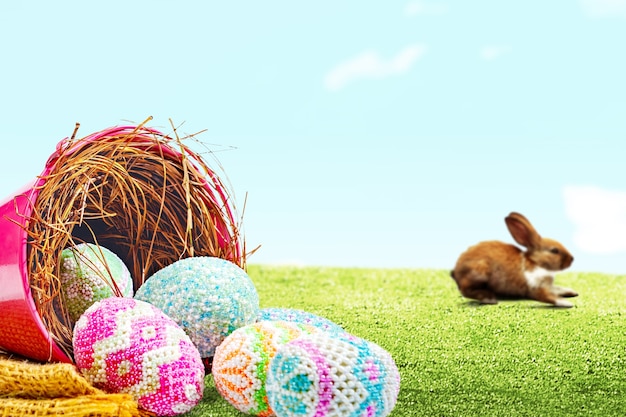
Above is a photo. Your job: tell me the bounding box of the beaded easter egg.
[258,308,344,333]
[72,297,205,416]
[212,320,321,416]
[134,256,260,359]
[60,243,134,322]
[266,332,401,417]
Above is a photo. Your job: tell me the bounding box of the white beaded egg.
[266,332,401,417]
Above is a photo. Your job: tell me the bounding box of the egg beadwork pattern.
[72,297,205,416]
[266,332,401,417]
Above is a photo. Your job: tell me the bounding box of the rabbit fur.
[451,212,577,307]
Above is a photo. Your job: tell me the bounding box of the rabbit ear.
[505,212,542,249]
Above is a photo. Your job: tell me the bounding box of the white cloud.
[563,185,626,254]
[324,44,426,91]
[580,0,626,18]
[404,1,449,16]
[480,45,511,61]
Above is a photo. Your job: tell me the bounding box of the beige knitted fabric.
[0,356,153,417]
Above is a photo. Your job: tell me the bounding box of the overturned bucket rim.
[0,121,245,362]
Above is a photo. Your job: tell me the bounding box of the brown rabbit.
[451,212,577,307]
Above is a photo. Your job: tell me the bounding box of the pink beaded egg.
[72,297,205,416]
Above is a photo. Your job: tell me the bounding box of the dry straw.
[23,118,246,359]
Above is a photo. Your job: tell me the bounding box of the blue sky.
[1,1,625,274]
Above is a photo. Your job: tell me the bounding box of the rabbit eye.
[549,248,560,255]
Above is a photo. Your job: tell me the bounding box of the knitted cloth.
[0,356,153,417]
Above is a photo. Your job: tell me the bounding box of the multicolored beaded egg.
[59,243,133,322]
[72,297,205,416]
[212,320,321,416]
[258,308,344,333]
[266,332,401,417]
[134,256,260,359]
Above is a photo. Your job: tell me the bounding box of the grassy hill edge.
[186,267,625,417]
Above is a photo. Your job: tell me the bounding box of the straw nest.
[24,119,245,359]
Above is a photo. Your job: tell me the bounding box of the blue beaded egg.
[134,256,260,358]
[266,332,401,417]
[258,308,344,333]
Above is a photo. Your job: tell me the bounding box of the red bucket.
[0,184,71,362]
[0,124,244,363]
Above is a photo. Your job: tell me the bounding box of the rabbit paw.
[554,299,574,308]
[554,286,578,298]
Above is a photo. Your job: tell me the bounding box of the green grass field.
[185,266,625,417]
